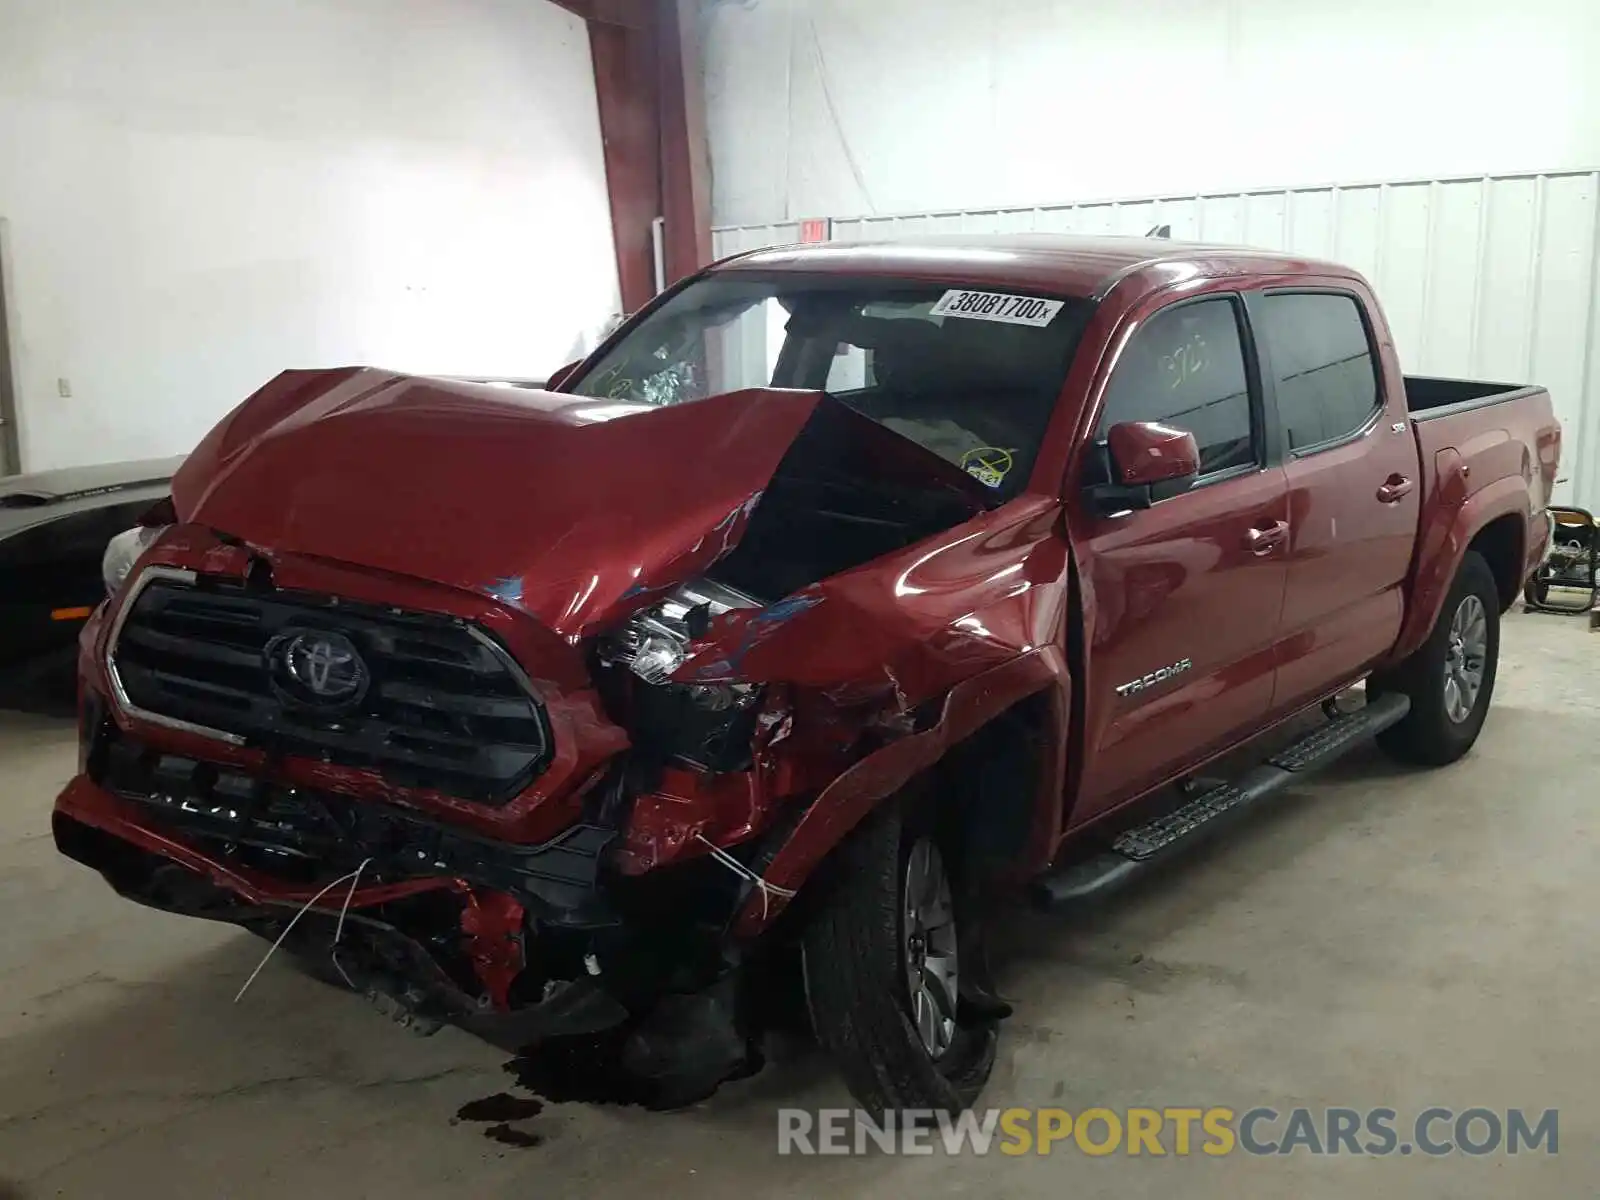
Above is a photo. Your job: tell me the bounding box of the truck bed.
[1407,374,1558,490]
[1404,375,1543,418]
[1403,375,1561,632]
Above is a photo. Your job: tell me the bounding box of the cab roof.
[719,234,1357,300]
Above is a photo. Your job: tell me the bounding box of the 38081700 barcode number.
[929,290,1065,327]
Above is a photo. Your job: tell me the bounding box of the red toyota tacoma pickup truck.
[54,236,1560,1112]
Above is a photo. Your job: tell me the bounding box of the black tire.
[1373,550,1500,766]
[800,797,998,1116]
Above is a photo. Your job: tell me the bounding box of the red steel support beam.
[549,0,648,28]
[555,0,711,314]
[657,0,712,285]
[590,17,661,314]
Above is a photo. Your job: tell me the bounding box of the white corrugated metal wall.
[712,169,1600,508]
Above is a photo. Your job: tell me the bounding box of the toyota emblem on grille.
[266,630,369,708]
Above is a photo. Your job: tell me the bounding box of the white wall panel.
[1285,191,1335,260]
[1243,193,1287,251]
[1199,196,1244,247]
[706,0,1600,230]
[1375,184,1432,365]
[1531,177,1598,490]
[714,169,1600,508]
[1477,178,1541,381]
[1424,182,1487,373]
[0,0,618,473]
[1333,188,1383,283]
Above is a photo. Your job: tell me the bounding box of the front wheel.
[1373,550,1500,766]
[800,799,998,1115]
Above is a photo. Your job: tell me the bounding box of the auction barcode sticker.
[929,290,1064,327]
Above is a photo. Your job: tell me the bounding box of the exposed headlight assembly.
[610,579,762,688]
[102,524,170,596]
[605,579,766,771]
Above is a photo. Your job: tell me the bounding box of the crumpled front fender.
[658,496,1077,936]
[675,496,1070,708]
[730,648,1070,938]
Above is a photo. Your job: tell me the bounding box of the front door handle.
[1244,520,1290,555]
[1377,474,1415,504]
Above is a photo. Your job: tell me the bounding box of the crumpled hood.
[173,368,827,638]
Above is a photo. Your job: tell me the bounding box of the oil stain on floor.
[452,1092,547,1149]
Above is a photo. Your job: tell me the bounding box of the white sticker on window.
[929,290,1065,327]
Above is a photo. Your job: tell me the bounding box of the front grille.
[110,575,550,804]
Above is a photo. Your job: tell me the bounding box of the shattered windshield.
[569,272,1095,498]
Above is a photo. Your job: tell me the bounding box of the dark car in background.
[0,457,182,704]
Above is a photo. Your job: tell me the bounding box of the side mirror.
[545,360,582,392]
[1088,421,1200,514]
[1107,420,1201,487]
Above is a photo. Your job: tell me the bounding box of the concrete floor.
[2,609,1597,1198]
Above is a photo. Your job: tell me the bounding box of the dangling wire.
[694,833,797,923]
[330,858,373,990]
[233,858,373,1004]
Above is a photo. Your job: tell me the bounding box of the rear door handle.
[1377,474,1415,504]
[1244,520,1290,555]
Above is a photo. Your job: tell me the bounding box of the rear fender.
[1385,455,1529,665]
[730,648,1069,938]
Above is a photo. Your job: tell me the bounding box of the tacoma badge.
[1115,658,1193,698]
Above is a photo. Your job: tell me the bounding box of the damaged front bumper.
[53,693,788,1050]
[54,781,631,1046]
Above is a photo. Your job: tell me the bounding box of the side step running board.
[1030,693,1410,911]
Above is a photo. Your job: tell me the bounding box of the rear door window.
[1258,293,1381,452]
[1097,297,1257,476]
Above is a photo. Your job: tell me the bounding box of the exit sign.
[799,218,832,243]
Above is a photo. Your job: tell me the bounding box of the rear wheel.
[1374,550,1500,766]
[800,798,998,1115]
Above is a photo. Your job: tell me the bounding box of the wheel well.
[932,692,1052,883]
[1469,514,1525,612]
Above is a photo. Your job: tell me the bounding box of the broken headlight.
[610,580,761,686]
[605,580,765,770]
